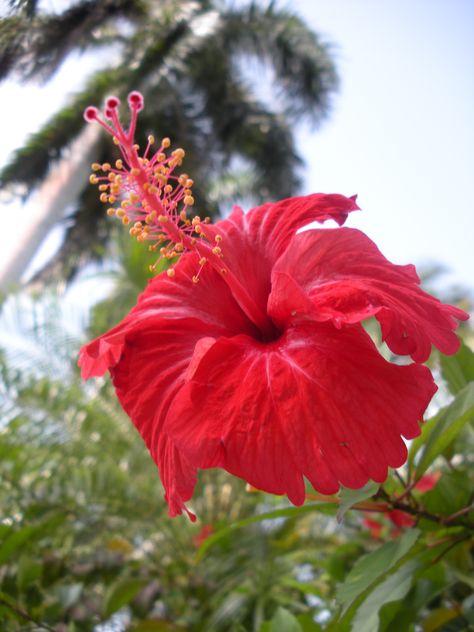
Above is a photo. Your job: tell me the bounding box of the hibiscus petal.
[202,194,360,314]
[78,254,255,518]
[268,228,468,362]
[165,322,437,504]
[110,320,215,520]
[78,254,256,381]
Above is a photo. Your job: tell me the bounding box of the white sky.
[0,0,473,288]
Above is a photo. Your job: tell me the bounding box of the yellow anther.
[212,246,222,255]
[157,152,166,162]
[162,137,171,148]
[158,214,168,223]
[100,193,108,203]
[134,221,142,229]
[185,178,194,188]
[184,196,194,206]
[129,192,139,204]
[167,268,175,278]
[108,195,116,203]
[164,184,173,194]
[143,182,150,191]
[215,234,222,242]
[192,276,200,284]
[172,148,185,159]
[133,144,140,150]
[107,208,116,216]
[113,136,120,145]
[122,216,130,225]
[115,159,123,169]
[116,209,125,218]
[108,173,116,182]
[89,174,99,184]
[179,210,187,221]
[204,217,211,223]
[102,163,111,171]
[99,184,108,192]
[175,243,184,252]
[148,135,155,144]
[191,238,197,245]
[195,225,202,234]
[131,168,140,176]
[192,216,201,225]
[91,162,101,171]
[145,211,157,224]
[121,200,130,209]
[114,175,122,183]
[148,185,158,194]
[149,264,155,272]
[199,257,207,265]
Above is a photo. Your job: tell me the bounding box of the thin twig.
[430,533,473,566]
[442,504,474,524]
[0,597,55,632]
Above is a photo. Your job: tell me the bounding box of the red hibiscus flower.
[192,524,214,548]
[362,517,384,540]
[79,93,468,520]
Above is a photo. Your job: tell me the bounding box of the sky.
[0,0,473,289]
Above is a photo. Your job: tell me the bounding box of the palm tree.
[0,0,338,286]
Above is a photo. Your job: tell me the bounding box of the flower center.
[84,92,273,338]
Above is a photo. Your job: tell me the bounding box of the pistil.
[84,92,273,338]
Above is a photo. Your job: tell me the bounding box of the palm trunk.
[0,125,100,291]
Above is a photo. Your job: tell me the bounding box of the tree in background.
[0,0,337,285]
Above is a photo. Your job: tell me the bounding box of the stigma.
[84,92,221,276]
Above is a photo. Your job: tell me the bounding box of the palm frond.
[0,68,121,192]
[6,0,39,18]
[0,16,29,81]
[222,1,338,123]
[1,0,146,83]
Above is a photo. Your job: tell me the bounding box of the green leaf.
[422,470,472,517]
[440,341,474,394]
[196,501,338,559]
[350,559,419,632]
[296,613,323,631]
[268,607,303,632]
[422,608,459,632]
[336,528,420,615]
[131,621,181,631]
[104,577,147,617]
[17,555,42,590]
[409,383,474,478]
[0,525,37,566]
[337,482,380,522]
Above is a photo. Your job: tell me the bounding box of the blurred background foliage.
[0,290,473,631]
[0,0,337,284]
[0,1,473,631]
